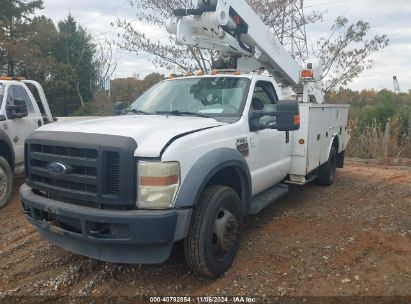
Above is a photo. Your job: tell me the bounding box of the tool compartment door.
[307,105,350,173]
[306,106,324,173]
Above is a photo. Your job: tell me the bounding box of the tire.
[318,146,337,186]
[184,186,244,277]
[0,156,13,209]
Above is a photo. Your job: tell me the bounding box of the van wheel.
[184,186,244,277]
[0,156,13,209]
[318,146,337,186]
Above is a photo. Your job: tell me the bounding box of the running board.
[248,184,289,215]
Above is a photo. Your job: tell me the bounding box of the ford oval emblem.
[47,162,68,176]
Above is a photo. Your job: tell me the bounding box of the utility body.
[0,78,53,208]
[21,0,349,277]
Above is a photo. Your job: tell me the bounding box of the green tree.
[53,15,97,109]
[21,16,58,80]
[1,5,115,116]
[0,0,43,75]
[111,73,164,105]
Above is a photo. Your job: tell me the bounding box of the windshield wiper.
[156,111,212,119]
[126,109,150,115]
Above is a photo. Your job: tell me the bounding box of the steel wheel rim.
[0,166,7,200]
[212,206,240,261]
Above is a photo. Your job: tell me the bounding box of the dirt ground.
[0,159,410,302]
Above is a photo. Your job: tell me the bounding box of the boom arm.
[167,0,301,85]
[167,0,325,104]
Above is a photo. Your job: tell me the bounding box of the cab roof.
[0,80,26,86]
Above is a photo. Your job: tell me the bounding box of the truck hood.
[38,115,224,157]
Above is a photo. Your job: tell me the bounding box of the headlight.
[137,161,180,209]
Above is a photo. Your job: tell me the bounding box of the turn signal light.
[140,175,179,187]
[294,115,301,126]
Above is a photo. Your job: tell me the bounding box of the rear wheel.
[318,146,337,186]
[184,186,244,277]
[0,156,13,209]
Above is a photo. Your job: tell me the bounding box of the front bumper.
[20,184,192,264]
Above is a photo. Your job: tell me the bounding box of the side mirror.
[6,98,29,119]
[276,100,300,131]
[249,100,300,132]
[113,102,126,115]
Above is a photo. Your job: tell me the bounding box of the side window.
[251,81,278,111]
[7,85,34,113]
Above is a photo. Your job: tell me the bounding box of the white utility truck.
[21,0,349,277]
[0,77,54,208]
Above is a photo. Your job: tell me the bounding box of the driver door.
[248,81,292,195]
[5,85,42,165]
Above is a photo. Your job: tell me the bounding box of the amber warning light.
[300,70,314,79]
[0,76,26,81]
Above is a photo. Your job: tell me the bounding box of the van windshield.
[0,84,4,108]
[129,77,250,122]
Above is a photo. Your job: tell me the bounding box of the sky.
[41,0,411,92]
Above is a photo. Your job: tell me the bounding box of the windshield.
[0,84,4,108]
[129,77,250,122]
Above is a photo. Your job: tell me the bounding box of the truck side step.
[248,184,289,215]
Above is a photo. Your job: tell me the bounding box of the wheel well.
[205,166,245,203]
[0,140,14,170]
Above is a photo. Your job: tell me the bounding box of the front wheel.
[0,156,13,209]
[184,186,244,277]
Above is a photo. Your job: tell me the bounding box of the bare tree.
[314,17,389,92]
[116,22,214,73]
[247,0,322,61]
[116,0,389,91]
[92,40,118,97]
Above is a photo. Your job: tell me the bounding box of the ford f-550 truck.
[21,0,349,277]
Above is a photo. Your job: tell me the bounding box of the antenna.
[393,76,400,93]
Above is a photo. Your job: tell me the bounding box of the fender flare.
[174,148,252,212]
[0,129,15,171]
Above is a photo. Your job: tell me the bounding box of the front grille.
[29,144,99,195]
[26,132,137,210]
